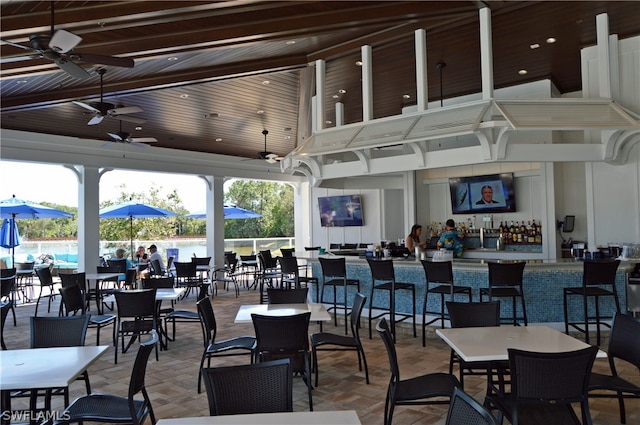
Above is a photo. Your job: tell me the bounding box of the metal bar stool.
[318,257,360,335]
[367,258,416,343]
[563,259,621,345]
[421,260,472,347]
[480,261,527,326]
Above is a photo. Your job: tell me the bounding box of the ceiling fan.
[73,68,145,126]
[103,121,157,148]
[0,2,133,79]
[258,129,283,164]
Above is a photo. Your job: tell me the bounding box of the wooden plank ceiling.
[1,1,639,162]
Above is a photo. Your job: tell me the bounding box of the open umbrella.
[0,195,73,267]
[186,205,262,220]
[99,200,177,260]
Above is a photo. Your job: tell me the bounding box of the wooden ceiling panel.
[2,1,639,162]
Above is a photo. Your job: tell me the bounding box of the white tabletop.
[85,272,121,281]
[234,303,331,323]
[103,287,186,303]
[436,326,607,363]
[0,345,108,390]
[156,410,361,425]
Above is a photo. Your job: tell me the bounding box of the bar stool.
[563,259,621,345]
[318,257,360,335]
[421,260,472,347]
[480,262,527,326]
[367,259,416,343]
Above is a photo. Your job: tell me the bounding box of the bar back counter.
[298,252,637,327]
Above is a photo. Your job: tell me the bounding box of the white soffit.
[284,98,640,171]
[495,99,640,129]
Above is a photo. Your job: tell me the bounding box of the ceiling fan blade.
[114,115,146,124]
[265,157,278,164]
[0,54,40,64]
[131,137,158,143]
[108,106,143,115]
[88,115,104,125]
[73,100,100,113]
[107,132,124,142]
[54,56,91,79]
[101,141,116,148]
[70,53,134,68]
[1,39,34,51]
[129,142,151,148]
[49,29,82,53]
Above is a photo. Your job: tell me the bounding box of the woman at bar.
[406,224,426,252]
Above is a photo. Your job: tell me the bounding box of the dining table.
[156,410,361,424]
[1,345,108,424]
[234,303,331,324]
[85,272,121,314]
[435,325,607,363]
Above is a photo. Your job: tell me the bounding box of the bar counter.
[298,252,637,325]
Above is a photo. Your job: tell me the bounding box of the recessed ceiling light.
[403,94,411,99]
[286,40,296,45]
[180,94,189,99]
[135,127,142,131]
[546,37,556,44]
[284,136,291,140]
[16,80,28,84]
[338,89,346,94]
[355,60,363,66]
[518,69,528,75]
[530,43,540,49]
[332,94,339,99]
[215,138,223,142]
[257,110,264,115]
[167,57,178,61]
[262,80,270,85]
[325,120,332,125]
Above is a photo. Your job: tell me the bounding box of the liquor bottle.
[535,221,542,243]
[531,219,537,236]
[499,221,504,234]
[509,221,515,234]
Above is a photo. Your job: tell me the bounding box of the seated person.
[111,248,133,284]
[406,224,426,253]
[140,244,165,278]
[134,246,149,265]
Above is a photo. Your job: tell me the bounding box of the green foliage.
[224,180,294,238]
[12,180,294,240]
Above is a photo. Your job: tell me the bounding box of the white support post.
[479,7,494,100]
[596,13,612,99]
[362,45,373,121]
[335,102,344,126]
[415,29,428,111]
[315,59,326,130]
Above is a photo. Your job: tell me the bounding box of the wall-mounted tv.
[449,173,516,214]
[318,194,364,227]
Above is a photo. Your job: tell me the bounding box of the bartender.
[406,224,426,252]
[437,219,465,257]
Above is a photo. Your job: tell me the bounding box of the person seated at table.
[134,246,149,265]
[111,248,133,284]
[140,244,165,278]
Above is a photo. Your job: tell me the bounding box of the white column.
[335,102,344,126]
[479,7,494,99]
[415,29,428,111]
[315,59,326,131]
[293,181,311,250]
[596,13,612,98]
[362,45,373,121]
[73,165,103,273]
[199,175,225,269]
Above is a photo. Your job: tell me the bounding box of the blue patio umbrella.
[99,201,177,260]
[186,205,262,220]
[0,195,73,267]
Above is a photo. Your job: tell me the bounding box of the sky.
[0,159,223,213]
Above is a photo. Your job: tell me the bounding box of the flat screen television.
[449,173,516,214]
[318,194,364,227]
